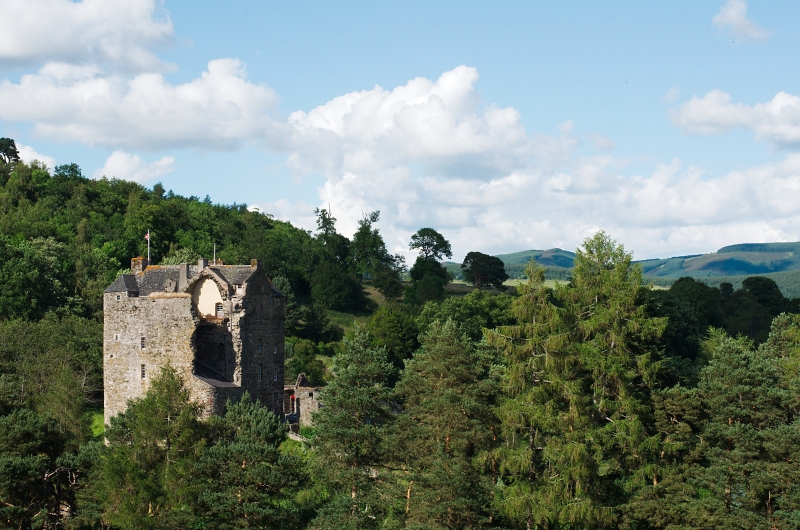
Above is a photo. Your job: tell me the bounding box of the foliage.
[159,246,201,265]
[417,289,515,344]
[393,320,502,528]
[0,315,102,441]
[409,227,452,261]
[461,251,509,289]
[94,366,207,529]
[195,394,307,529]
[406,255,452,305]
[310,261,366,312]
[490,232,666,528]
[366,304,420,379]
[309,325,397,528]
[0,407,90,530]
[0,236,75,320]
[286,339,327,386]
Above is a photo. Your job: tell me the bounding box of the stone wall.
[103,292,196,426]
[103,264,285,425]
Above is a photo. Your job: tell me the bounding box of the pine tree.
[194,394,307,529]
[95,366,206,529]
[309,324,397,529]
[393,319,501,529]
[490,232,666,528]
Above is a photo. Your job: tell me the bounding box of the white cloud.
[0,59,280,150]
[93,150,175,183]
[273,149,800,262]
[587,133,615,151]
[662,87,680,103]
[0,0,174,71]
[286,66,575,183]
[672,89,800,148]
[16,144,56,169]
[712,0,771,41]
[251,68,800,261]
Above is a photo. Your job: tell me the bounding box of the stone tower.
[103,257,285,425]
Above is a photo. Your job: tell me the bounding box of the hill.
[636,242,800,278]
[445,248,575,281]
[480,241,800,298]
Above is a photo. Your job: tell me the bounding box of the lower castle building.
[103,256,285,425]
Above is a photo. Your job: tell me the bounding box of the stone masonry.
[103,257,285,425]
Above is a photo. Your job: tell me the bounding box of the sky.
[1,0,799,262]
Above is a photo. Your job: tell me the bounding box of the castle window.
[114,334,119,341]
[308,392,313,398]
[257,340,262,352]
[235,284,243,294]
[215,303,224,318]
[140,337,146,349]
[116,294,121,301]
[258,364,263,382]
[273,345,278,355]
[273,372,278,381]
[141,364,146,379]
[227,321,232,331]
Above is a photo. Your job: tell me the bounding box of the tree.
[310,325,397,528]
[461,251,508,289]
[366,304,420,380]
[0,408,83,530]
[285,339,327,386]
[195,394,307,529]
[314,207,351,270]
[393,320,501,528]
[350,211,390,280]
[371,266,404,301]
[159,246,201,265]
[416,288,515,343]
[0,236,74,320]
[406,256,452,305]
[0,138,19,167]
[95,366,206,529]
[625,319,800,528]
[409,227,452,261]
[490,231,666,528]
[310,261,365,311]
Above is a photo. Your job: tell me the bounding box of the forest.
[3,138,800,529]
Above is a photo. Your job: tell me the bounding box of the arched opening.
[192,277,224,318]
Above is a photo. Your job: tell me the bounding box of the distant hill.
[635,242,800,278]
[446,242,800,298]
[444,248,575,281]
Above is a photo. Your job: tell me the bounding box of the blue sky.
[1,1,799,260]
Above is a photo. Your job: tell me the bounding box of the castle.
[103,256,285,425]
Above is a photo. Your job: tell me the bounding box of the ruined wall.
[236,272,285,417]
[103,264,285,425]
[103,292,196,426]
[295,387,321,427]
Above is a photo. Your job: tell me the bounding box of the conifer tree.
[393,319,501,529]
[195,394,307,529]
[491,232,666,528]
[309,324,397,529]
[95,366,206,529]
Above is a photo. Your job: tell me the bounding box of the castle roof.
[106,273,140,294]
[104,262,281,296]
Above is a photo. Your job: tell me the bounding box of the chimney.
[251,259,259,271]
[178,263,189,291]
[131,256,149,275]
[198,257,208,270]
